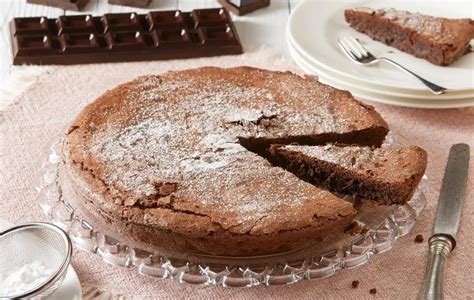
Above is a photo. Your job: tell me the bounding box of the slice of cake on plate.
[345,7,474,66]
[268,144,427,205]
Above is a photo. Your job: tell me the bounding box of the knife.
[418,143,470,300]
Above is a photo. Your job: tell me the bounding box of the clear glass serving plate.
[35,137,427,287]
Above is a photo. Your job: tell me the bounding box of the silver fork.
[338,36,447,95]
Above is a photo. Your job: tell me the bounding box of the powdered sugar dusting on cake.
[72,68,377,226]
[90,119,185,196]
[223,108,267,124]
[382,8,443,37]
[353,7,472,43]
[199,133,242,154]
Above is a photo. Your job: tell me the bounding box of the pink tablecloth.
[1,49,473,299]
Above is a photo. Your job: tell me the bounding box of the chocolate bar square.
[146,11,186,31]
[101,13,141,33]
[57,15,95,35]
[151,29,193,48]
[105,31,147,50]
[197,26,239,46]
[191,8,229,28]
[15,35,54,56]
[12,17,49,35]
[59,33,102,53]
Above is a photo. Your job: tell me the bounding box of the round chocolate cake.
[60,66,397,256]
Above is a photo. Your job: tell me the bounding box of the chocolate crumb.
[370,288,377,294]
[350,156,357,166]
[351,280,360,288]
[415,234,424,243]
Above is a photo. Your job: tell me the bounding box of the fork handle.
[379,57,447,95]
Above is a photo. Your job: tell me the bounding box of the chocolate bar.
[218,0,270,16]
[108,0,151,8]
[10,8,243,65]
[26,0,90,11]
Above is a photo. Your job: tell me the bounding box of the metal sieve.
[0,222,72,299]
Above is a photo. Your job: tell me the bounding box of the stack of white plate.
[287,0,474,108]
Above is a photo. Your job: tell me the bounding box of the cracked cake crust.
[61,66,390,256]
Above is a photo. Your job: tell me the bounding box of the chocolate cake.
[345,7,474,66]
[60,66,401,256]
[268,144,427,205]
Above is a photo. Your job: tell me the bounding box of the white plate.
[288,0,474,92]
[288,33,474,100]
[289,42,474,108]
[290,45,474,108]
[0,219,82,300]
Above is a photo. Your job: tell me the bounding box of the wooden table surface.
[0,0,303,85]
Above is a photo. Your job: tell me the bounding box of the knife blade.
[432,143,470,245]
[418,143,470,300]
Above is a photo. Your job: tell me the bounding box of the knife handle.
[417,235,454,300]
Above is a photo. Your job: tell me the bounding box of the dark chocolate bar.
[108,0,151,8]
[218,0,270,16]
[10,8,243,65]
[27,0,90,11]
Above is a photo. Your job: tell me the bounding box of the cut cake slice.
[345,7,474,66]
[268,144,427,205]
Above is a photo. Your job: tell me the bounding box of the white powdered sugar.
[383,8,443,36]
[2,260,54,296]
[180,155,230,173]
[199,133,243,154]
[90,119,183,197]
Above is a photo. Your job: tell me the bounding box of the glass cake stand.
[35,137,427,287]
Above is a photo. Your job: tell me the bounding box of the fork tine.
[341,36,362,59]
[337,38,351,57]
[350,36,369,56]
[345,37,365,59]
[343,37,363,59]
[338,37,359,61]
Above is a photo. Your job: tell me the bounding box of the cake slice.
[268,144,427,205]
[345,7,474,66]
